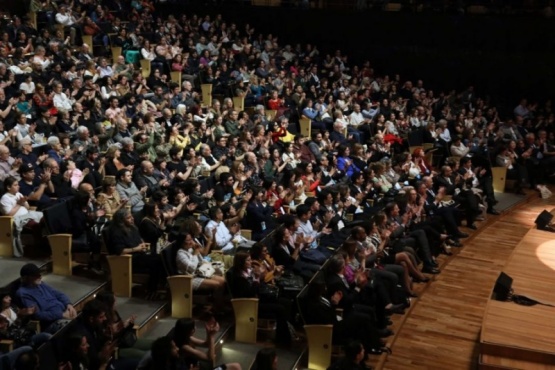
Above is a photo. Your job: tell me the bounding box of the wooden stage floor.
[480,228,555,369]
[375,192,555,370]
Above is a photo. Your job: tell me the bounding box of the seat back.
[231,298,259,344]
[201,84,213,107]
[233,96,245,111]
[299,116,311,138]
[491,166,507,193]
[111,47,122,63]
[170,71,182,84]
[48,234,73,276]
[0,216,13,257]
[107,255,133,297]
[304,325,334,370]
[167,275,193,318]
[139,59,151,78]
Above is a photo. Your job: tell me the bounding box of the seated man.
[116,168,146,215]
[458,156,499,215]
[133,160,170,197]
[18,163,55,210]
[0,144,22,182]
[433,165,481,230]
[15,263,77,333]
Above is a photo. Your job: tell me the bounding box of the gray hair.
[121,137,134,147]
[176,104,187,115]
[76,126,89,136]
[47,136,60,147]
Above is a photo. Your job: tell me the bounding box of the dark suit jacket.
[325,273,358,311]
[271,243,296,270]
[433,175,460,195]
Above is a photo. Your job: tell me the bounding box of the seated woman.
[271,227,320,278]
[97,177,128,216]
[0,291,51,350]
[370,214,429,296]
[71,191,104,274]
[108,209,164,295]
[227,252,291,345]
[94,291,152,359]
[250,243,283,285]
[172,318,241,370]
[140,202,168,255]
[175,232,225,295]
[412,147,433,176]
[61,333,110,370]
[0,177,44,257]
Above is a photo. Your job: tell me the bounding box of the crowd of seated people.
[0,1,554,369]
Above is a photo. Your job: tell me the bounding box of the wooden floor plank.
[374,193,555,370]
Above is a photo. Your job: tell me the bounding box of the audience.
[0,3,552,369]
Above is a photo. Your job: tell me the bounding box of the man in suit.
[303,280,384,352]
[458,157,499,215]
[433,165,481,230]
[418,177,468,246]
[384,202,440,274]
[325,254,403,331]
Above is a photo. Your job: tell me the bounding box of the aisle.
[380,194,555,370]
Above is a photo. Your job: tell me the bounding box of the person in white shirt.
[204,206,240,254]
[52,82,74,111]
[348,104,369,127]
[0,176,44,256]
[55,5,84,45]
[450,136,470,157]
[19,75,35,94]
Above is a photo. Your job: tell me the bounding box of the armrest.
[0,339,14,352]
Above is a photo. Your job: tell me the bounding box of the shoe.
[90,266,105,275]
[476,216,485,221]
[385,303,405,315]
[408,291,419,298]
[456,232,469,238]
[422,267,440,274]
[431,259,439,267]
[386,318,393,326]
[368,347,384,355]
[415,276,430,283]
[487,209,500,215]
[448,239,462,247]
[467,224,478,230]
[442,246,453,256]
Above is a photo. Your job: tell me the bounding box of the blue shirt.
[16,283,71,324]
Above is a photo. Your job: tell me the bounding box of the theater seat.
[231,298,259,344]
[0,216,13,257]
[304,325,334,370]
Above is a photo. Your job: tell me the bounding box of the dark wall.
[161,3,555,110]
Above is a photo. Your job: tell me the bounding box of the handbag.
[258,284,279,303]
[197,262,216,278]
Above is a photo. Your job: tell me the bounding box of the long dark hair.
[253,347,277,370]
[94,291,117,323]
[232,251,250,275]
[173,318,195,347]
